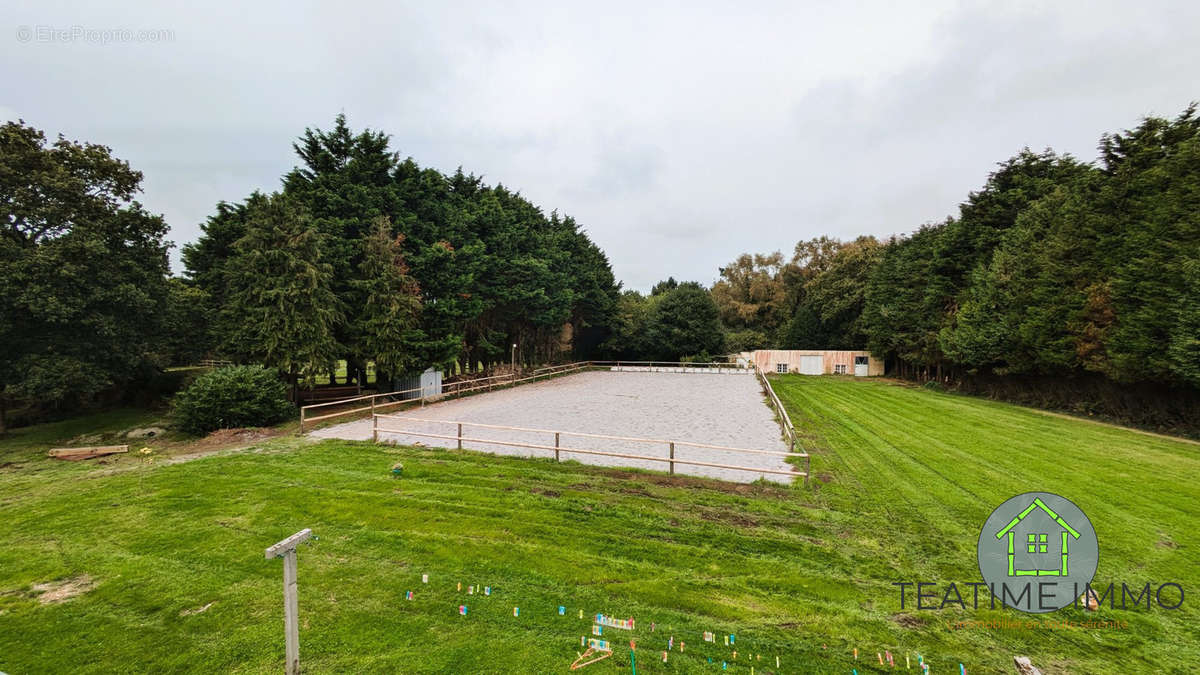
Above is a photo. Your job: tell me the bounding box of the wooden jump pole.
[265,529,313,675]
[669,442,675,475]
[555,432,561,462]
[458,423,463,450]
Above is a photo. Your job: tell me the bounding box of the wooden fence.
[299,362,589,432]
[589,360,751,373]
[372,414,809,483]
[753,363,799,452]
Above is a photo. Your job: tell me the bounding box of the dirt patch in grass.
[699,508,760,528]
[618,486,654,497]
[530,487,560,498]
[193,427,280,449]
[890,612,926,628]
[31,575,95,604]
[588,467,793,497]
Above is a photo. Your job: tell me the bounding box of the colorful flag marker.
[559,606,566,615]
[513,607,519,617]
[458,605,467,616]
[405,590,413,600]
[421,574,428,584]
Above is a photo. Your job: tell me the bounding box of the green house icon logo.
[994,497,1081,577]
[977,492,1098,613]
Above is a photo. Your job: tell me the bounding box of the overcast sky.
[4,1,1198,291]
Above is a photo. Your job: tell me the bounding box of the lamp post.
[511,343,518,379]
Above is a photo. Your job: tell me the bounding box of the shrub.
[172,365,294,434]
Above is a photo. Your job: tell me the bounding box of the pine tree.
[219,194,342,390]
[353,217,425,381]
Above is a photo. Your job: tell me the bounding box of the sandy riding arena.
[310,370,798,483]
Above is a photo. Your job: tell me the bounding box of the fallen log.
[48,445,129,461]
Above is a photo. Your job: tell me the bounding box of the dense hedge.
[172,366,294,434]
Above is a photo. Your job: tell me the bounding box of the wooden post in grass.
[668,442,675,475]
[555,432,560,462]
[265,529,313,675]
[372,414,379,443]
[457,423,463,450]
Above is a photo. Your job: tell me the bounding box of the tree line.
[181,115,620,389]
[708,105,1200,424]
[0,115,621,426]
[4,105,1196,430]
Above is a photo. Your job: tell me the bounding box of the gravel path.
[310,370,798,483]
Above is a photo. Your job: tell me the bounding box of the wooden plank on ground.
[48,445,129,461]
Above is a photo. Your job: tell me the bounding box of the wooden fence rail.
[372,414,809,481]
[299,362,591,431]
[754,363,799,452]
[299,360,748,432]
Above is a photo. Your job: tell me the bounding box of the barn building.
[740,350,884,376]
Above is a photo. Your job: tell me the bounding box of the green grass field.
[0,377,1196,673]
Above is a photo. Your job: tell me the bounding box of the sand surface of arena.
[310,370,798,483]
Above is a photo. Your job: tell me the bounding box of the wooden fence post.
[372,414,378,443]
[555,432,560,462]
[299,407,306,434]
[265,529,312,675]
[457,423,463,450]
[669,442,675,475]
[282,549,299,674]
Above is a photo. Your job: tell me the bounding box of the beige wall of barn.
[752,350,883,376]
